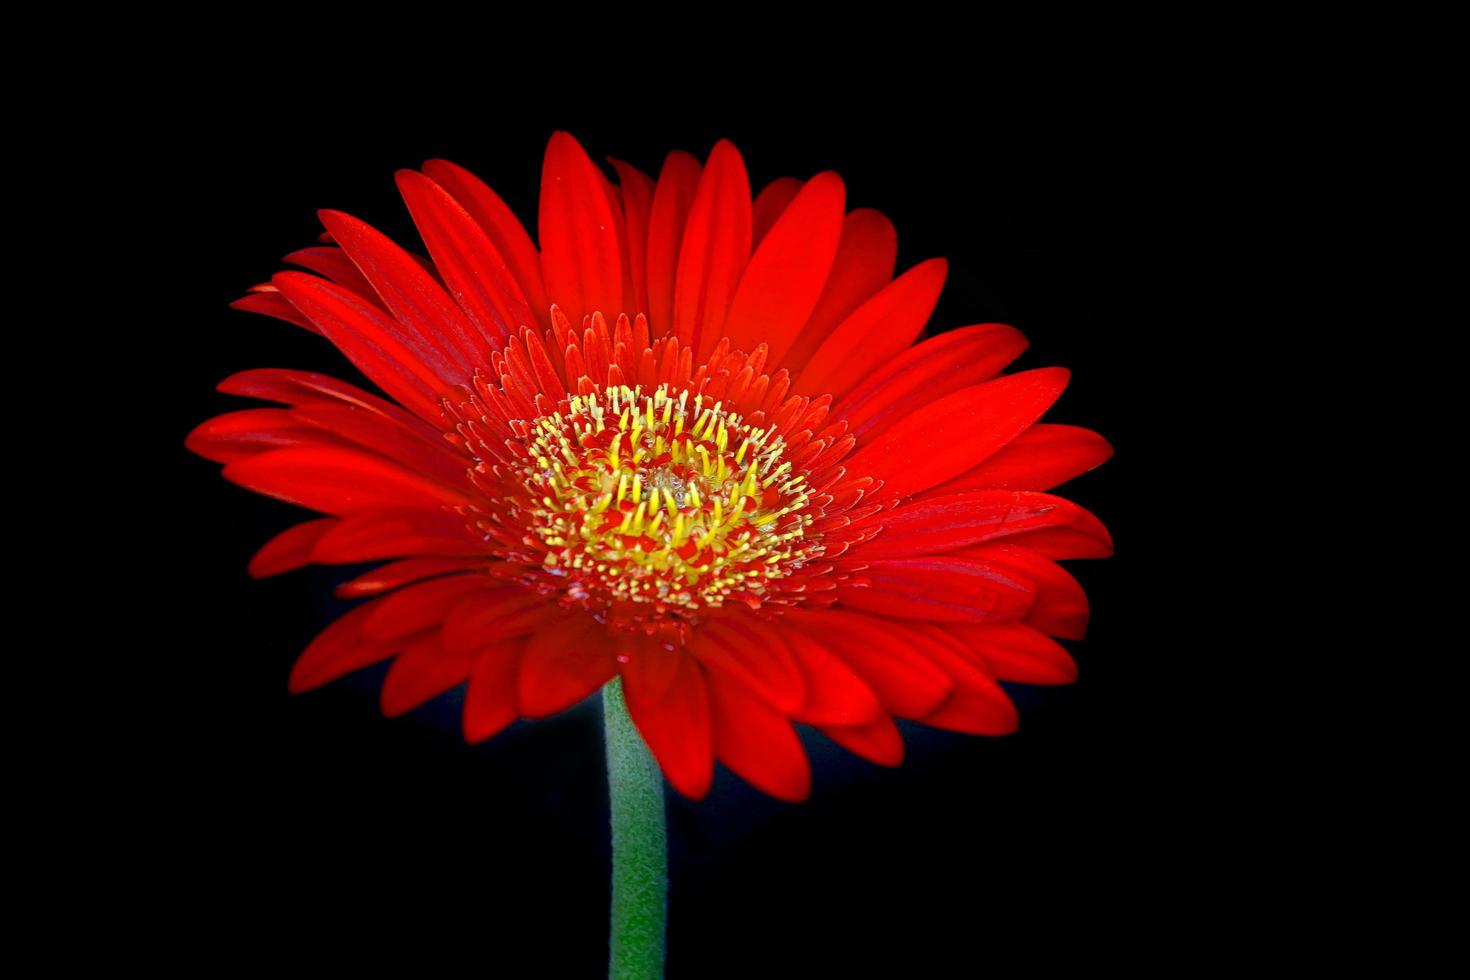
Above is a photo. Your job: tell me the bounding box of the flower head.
[188,132,1113,802]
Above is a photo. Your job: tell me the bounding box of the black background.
[140,87,1207,974]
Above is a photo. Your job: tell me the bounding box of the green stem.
[603,677,667,980]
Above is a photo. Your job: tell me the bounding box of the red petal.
[783,612,954,718]
[284,246,382,303]
[1000,505,1113,560]
[360,575,487,641]
[216,368,438,440]
[820,715,905,767]
[844,367,1070,500]
[907,626,1019,735]
[751,177,804,246]
[381,633,476,717]
[707,671,811,802]
[920,423,1114,495]
[311,508,483,563]
[287,401,467,485]
[834,323,1029,438]
[961,543,1090,640]
[186,408,350,464]
[317,209,490,375]
[270,272,452,424]
[396,168,533,346]
[288,603,398,694]
[722,172,845,358]
[835,556,1036,623]
[421,157,550,328]
[609,159,656,320]
[777,209,897,369]
[690,619,806,714]
[463,638,527,742]
[673,140,752,359]
[538,131,624,322]
[223,447,469,515]
[645,150,702,336]
[941,622,1078,685]
[335,558,488,598]
[782,630,884,727]
[847,491,1109,559]
[247,518,336,578]
[441,588,558,658]
[623,657,714,800]
[793,258,947,399]
[615,630,683,708]
[517,614,616,717]
[229,291,319,332]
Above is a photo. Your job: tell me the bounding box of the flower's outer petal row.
[918,423,1114,495]
[608,159,656,320]
[287,401,469,485]
[280,588,1073,801]
[516,614,618,717]
[623,647,715,800]
[837,554,1038,623]
[782,611,954,717]
[1001,516,1114,560]
[463,637,526,742]
[844,491,1112,560]
[941,622,1078,685]
[832,323,1030,438]
[360,575,488,641]
[617,629,683,707]
[793,257,947,400]
[226,140,910,421]
[317,208,493,379]
[539,132,626,329]
[335,558,490,598]
[283,246,386,307]
[188,395,464,489]
[270,272,456,424]
[381,633,477,717]
[229,290,321,333]
[674,140,752,361]
[247,518,337,578]
[288,602,406,694]
[287,581,566,740]
[311,509,485,563]
[644,151,703,336]
[421,157,552,329]
[957,542,1091,641]
[782,630,885,727]
[820,715,906,767]
[751,177,803,246]
[776,209,899,368]
[844,367,1071,500]
[215,369,445,441]
[223,447,471,515]
[905,625,1021,735]
[442,589,562,658]
[396,169,531,347]
[650,604,1077,777]
[721,173,845,358]
[690,621,806,715]
[185,408,358,464]
[708,668,812,802]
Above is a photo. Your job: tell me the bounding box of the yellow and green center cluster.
[516,384,816,614]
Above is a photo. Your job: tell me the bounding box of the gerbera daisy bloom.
[187,130,1111,971]
[189,129,1111,797]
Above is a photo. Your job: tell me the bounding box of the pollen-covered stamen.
[511,384,817,614]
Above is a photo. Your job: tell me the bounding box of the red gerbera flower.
[187,131,1112,804]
